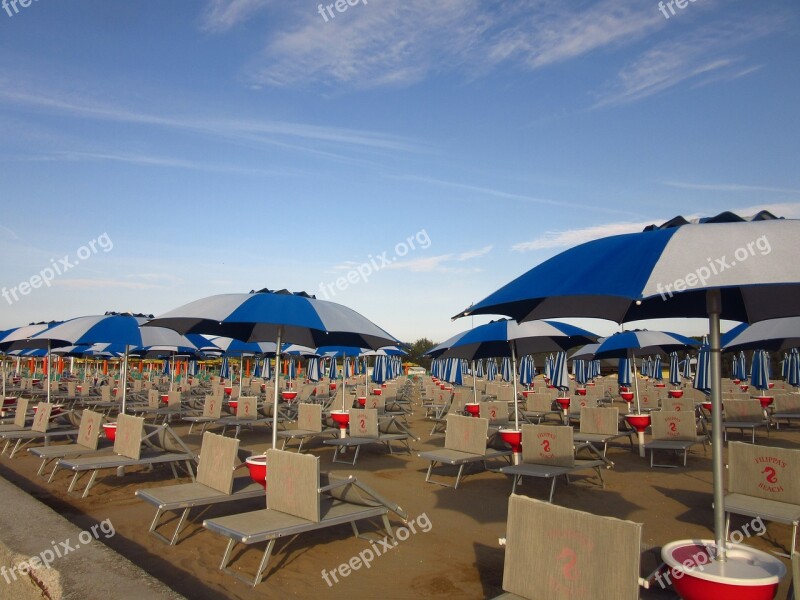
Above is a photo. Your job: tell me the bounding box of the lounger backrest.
[450,392,468,413]
[114,414,144,460]
[773,394,800,414]
[651,410,696,441]
[249,380,262,394]
[350,409,379,439]
[13,398,29,427]
[728,442,800,505]
[570,397,597,416]
[167,390,181,408]
[526,396,554,413]
[31,403,53,433]
[202,395,222,419]
[482,401,509,425]
[77,409,103,450]
[639,391,658,411]
[723,399,763,422]
[661,398,693,413]
[100,386,111,402]
[364,395,385,413]
[497,386,515,402]
[235,396,257,420]
[266,448,320,522]
[297,403,322,432]
[132,380,142,392]
[578,407,619,436]
[502,495,641,600]
[521,424,574,467]
[67,382,76,397]
[197,432,238,494]
[148,389,160,409]
[444,414,488,455]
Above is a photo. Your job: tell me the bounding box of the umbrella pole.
[707,290,727,561]
[510,344,519,430]
[632,353,641,414]
[121,346,129,414]
[46,341,51,405]
[271,330,282,450]
[472,360,477,404]
[239,356,244,399]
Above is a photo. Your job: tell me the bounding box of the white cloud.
[200,0,270,33]
[664,182,800,195]
[245,0,663,89]
[457,245,492,261]
[512,220,664,251]
[594,16,780,108]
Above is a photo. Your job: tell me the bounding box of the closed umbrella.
[307,356,322,382]
[750,349,770,393]
[653,355,663,382]
[669,352,680,387]
[693,346,711,394]
[551,351,570,395]
[787,348,800,389]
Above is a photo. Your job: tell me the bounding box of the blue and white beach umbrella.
[787,348,800,388]
[750,349,770,393]
[653,356,663,382]
[551,351,570,394]
[573,359,588,386]
[486,358,497,381]
[618,357,632,388]
[219,356,230,380]
[501,357,512,382]
[681,354,693,380]
[693,346,711,394]
[519,355,534,387]
[475,359,484,378]
[307,356,322,382]
[328,357,338,381]
[669,352,680,386]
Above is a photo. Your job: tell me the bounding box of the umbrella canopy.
[652,355,663,381]
[573,359,588,385]
[500,357,512,382]
[486,357,497,381]
[519,355,534,387]
[591,330,699,359]
[219,356,230,380]
[456,215,800,562]
[722,317,800,351]
[787,348,800,388]
[749,349,771,392]
[307,356,322,382]
[550,351,570,394]
[617,357,632,387]
[372,354,390,384]
[669,352,680,386]
[693,345,711,394]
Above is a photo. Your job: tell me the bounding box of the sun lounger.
[643,410,705,468]
[725,441,800,554]
[482,400,511,429]
[323,408,416,465]
[429,391,468,435]
[722,399,770,443]
[494,494,643,599]
[183,394,224,434]
[0,403,79,458]
[135,432,264,545]
[499,424,607,502]
[275,403,337,451]
[0,397,31,433]
[28,409,107,480]
[203,448,408,587]
[770,394,800,429]
[519,395,561,425]
[572,407,634,456]
[418,414,512,489]
[55,414,197,498]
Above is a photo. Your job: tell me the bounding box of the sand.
[0,385,796,599]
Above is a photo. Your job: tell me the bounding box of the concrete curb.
[0,475,184,600]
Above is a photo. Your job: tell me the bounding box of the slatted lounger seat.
[203,448,407,587]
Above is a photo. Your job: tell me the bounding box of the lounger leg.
[9,439,22,458]
[169,508,191,545]
[219,539,237,570]
[36,458,48,477]
[251,540,275,586]
[67,470,84,493]
[548,477,557,503]
[724,513,731,543]
[81,469,100,498]
[47,460,61,483]
[453,464,465,489]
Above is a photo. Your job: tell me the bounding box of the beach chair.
[519,396,560,425]
[643,410,705,468]
[660,397,694,413]
[722,399,769,443]
[0,397,31,433]
[566,397,597,425]
[29,409,106,480]
[430,391,469,435]
[135,432,264,545]
[494,494,643,599]
[725,442,800,554]
[202,448,408,587]
[482,400,510,428]
[216,396,263,438]
[183,394,224,434]
[572,407,634,456]
[55,414,197,498]
[499,425,607,502]
[0,403,80,458]
[770,394,800,429]
[276,403,338,451]
[417,414,512,489]
[323,408,416,465]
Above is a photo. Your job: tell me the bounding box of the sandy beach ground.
[0,384,795,599]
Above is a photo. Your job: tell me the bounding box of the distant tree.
[407,337,436,371]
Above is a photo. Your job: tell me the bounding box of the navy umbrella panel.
[693,346,711,394]
[551,351,570,394]
[750,349,771,393]
[669,352,680,387]
[722,317,800,352]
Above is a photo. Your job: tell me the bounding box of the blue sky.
[1,0,798,344]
